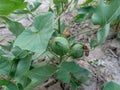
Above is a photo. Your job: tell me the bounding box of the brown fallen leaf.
[108,74,114,80]
[63,28,71,38]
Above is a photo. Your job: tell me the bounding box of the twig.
[69,27,100,39]
[0,39,5,42]
[0,25,5,28]
[107,49,118,58]
[42,79,57,88]
[117,57,120,66]
[0,75,15,84]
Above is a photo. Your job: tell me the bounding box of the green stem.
[54,0,74,32]
[59,56,63,64]
[56,5,61,34]
[8,62,14,76]
[58,17,61,33]
[62,2,64,12]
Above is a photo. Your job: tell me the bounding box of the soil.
[0,1,120,90]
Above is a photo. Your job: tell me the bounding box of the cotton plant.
[0,0,120,90]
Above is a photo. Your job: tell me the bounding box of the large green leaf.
[14,12,54,54]
[0,51,15,76]
[24,65,57,90]
[0,61,11,76]
[0,16,25,36]
[15,55,32,87]
[103,81,120,90]
[56,69,71,83]
[0,58,12,75]
[92,0,120,25]
[90,23,110,48]
[0,0,27,15]
[97,24,110,44]
[55,61,91,83]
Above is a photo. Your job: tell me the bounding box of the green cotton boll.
[70,43,84,59]
[51,37,70,56]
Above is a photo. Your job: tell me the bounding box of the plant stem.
[58,17,61,33]
[56,5,61,34]
[8,62,14,76]
[60,56,62,62]
[56,0,74,34]
[62,1,64,12]
[43,79,57,88]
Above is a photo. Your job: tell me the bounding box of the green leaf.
[74,13,87,23]
[0,49,5,55]
[53,0,62,15]
[55,61,91,83]
[56,69,71,83]
[0,0,27,15]
[24,65,57,90]
[13,10,29,14]
[62,0,68,4]
[118,15,120,21]
[97,24,110,44]
[1,53,15,61]
[81,0,94,5]
[53,0,60,6]
[15,55,32,87]
[0,42,13,52]
[92,0,120,25]
[0,16,25,36]
[0,59,12,75]
[77,6,94,14]
[15,56,31,75]
[14,2,41,14]
[0,80,18,90]
[60,22,66,33]
[69,0,78,11]
[0,51,15,76]
[70,78,80,90]
[28,2,41,12]
[11,46,28,59]
[74,6,94,23]
[90,23,110,48]
[14,12,54,54]
[103,81,120,90]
